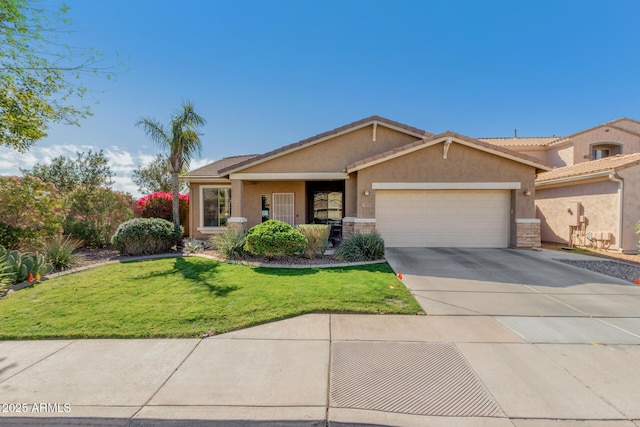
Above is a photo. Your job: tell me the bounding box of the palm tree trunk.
[171,171,183,249]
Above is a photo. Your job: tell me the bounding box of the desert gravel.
[555,259,640,283]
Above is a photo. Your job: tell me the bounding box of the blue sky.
[2,0,640,196]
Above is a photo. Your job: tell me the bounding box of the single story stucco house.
[183,116,551,248]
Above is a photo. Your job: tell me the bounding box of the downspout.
[608,172,624,252]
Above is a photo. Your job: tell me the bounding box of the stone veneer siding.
[515,220,541,248]
[342,218,376,239]
[227,217,248,234]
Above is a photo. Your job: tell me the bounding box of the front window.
[202,187,231,227]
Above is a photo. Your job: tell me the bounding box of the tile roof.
[347,131,551,171]
[218,116,430,175]
[184,155,259,178]
[479,137,560,147]
[536,153,640,183]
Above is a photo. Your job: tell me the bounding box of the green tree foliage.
[21,149,114,192]
[63,187,133,248]
[21,150,131,247]
[132,153,187,194]
[1,0,118,152]
[0,175,65,249]
[136,102,206,234]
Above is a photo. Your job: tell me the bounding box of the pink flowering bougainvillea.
[136,192,189,224]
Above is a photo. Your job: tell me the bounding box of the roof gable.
[218,116,430,175]
[536,152,640,184]
[347,131,552,173]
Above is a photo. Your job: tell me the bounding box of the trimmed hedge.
[244,220,307,258]
[111,218,183,256]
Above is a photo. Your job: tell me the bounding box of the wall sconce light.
[524,189,532,196]
[364,190,370,196]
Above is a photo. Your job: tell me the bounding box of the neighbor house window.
[592,148,610,160]
[201,187,231,227]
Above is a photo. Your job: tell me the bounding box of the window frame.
[197,185,232,233]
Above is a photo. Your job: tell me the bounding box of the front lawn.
[0,257,421,339]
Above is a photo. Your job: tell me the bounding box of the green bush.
[298,224,330,259]
[334,231,385,262]
[64,187,134,247]
[0,176,65,250]
[43,235,84,271]
[111,218,183,256]
[0,222,23,250]
[244,220,307,258]
[212,230,246,260]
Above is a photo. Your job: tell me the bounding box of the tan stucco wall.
[570,127,640,165]
[617,166,640,253]
[612,120,640,135]
[547,144,574,167]
[239,125,419,174]
[357,141,536,216]
[535,180,619,248]
[241,181,306,228]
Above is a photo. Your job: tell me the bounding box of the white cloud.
[189,157,214,171]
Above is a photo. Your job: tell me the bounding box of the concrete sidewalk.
[2,314,640,426]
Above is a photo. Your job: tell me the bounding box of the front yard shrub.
[298,224,330,259]
[334,231,385,262]
[136,192,189,224]
[0,176,65,250]
[244,220,307,258]
[64,187,134,247]
[212,230,246,260]
[111,218,183,256]
[183,238,203,255]
[43,235,84,271]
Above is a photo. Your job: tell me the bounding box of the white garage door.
[376,190,510,248]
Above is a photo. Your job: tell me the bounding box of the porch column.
[229,179,247,234]
[231,179,244,218]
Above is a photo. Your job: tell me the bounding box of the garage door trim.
[372,182,521,190]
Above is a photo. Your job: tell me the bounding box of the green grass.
[0,257,422,339]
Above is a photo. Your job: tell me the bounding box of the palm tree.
[136,101,206,246]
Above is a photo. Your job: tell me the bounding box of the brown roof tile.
[217,116,431,175]
[479,137,560,147]
[536,153,640,183]
[185,155,259,178]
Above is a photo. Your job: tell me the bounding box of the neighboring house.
[484,118,640,253]
[183,116,550,248]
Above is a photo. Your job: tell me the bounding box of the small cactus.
[0,245,54,285]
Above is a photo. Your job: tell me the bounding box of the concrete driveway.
[385,247,640,344]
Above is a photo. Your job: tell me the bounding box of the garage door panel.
[376,190,509,248]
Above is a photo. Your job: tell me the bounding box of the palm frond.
[135,118,170,150]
